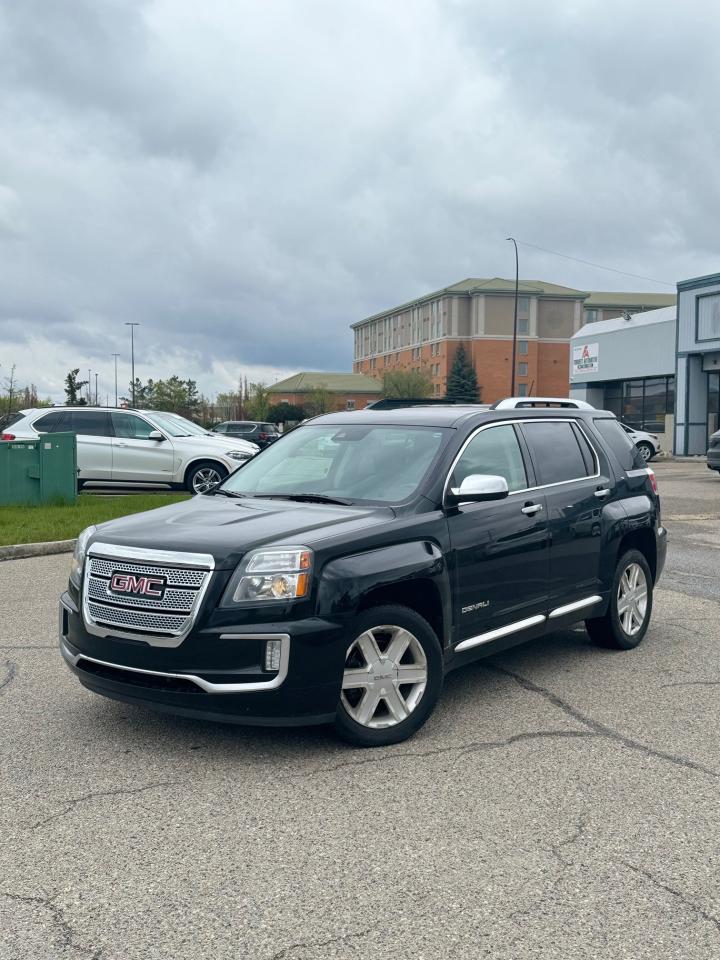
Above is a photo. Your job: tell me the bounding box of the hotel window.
[518,362,528,377]
[518,297,530,316]
[517,383,527,397]
[519,340,528,355]
[518,318,529,334]
[586,309,598,322]
[346,400,356,410]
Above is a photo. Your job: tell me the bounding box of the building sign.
[573,342,599,374]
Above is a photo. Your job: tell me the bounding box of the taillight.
[646,467,658,495]
[1,433,15,441]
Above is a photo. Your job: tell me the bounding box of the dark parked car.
[60,405,666,747]
[707,428,720,473]
[212,421,280,448]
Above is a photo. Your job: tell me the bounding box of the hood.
[172,434,258,455]
[89,494,393,569]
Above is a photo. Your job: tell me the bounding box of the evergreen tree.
[64,368,89,406]
[445,345,480,403]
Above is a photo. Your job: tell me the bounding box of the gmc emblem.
[109,572,166,598]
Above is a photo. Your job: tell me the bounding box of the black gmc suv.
[59,405,667,747]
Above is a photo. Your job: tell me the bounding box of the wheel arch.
[182,456,230,487]
[616,527,657,582]
[316,541,452,647]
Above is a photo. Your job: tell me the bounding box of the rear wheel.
[186,460,228,494]
[335,604,443,747]
[636,441,654,462]
[586,549,653,650]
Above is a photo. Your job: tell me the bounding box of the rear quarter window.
[593,418,644,471]
[33,411,67,433]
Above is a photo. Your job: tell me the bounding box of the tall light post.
[111,353,120,406]
[506,237,520,397]
[125,323,140,407]
[95,372,99,405]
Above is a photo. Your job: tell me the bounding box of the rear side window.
[33,411,67,433]
[593,418,643,471]
[64,411,113,437]
[522,421,594,485]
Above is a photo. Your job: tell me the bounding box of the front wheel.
[186,460,228,494]
[334,605,443,747]
[586,549,653,650]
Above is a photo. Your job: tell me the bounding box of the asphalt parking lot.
[1,459,719,959]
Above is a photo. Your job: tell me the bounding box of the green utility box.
[0,432,77,505]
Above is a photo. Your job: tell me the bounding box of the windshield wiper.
[253,493,353,506]
[212,488,247,499]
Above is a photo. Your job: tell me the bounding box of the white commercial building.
[569,305,676,450]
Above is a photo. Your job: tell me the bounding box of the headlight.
[69,525,96,588]
[221,547,313,605]
[226,449,251,461]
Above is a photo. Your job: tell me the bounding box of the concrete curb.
[0,539,77,561]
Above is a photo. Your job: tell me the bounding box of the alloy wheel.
[192,467,223,493]
[638,443,652,461]
[341,625,428,729]
[617,562,648,636]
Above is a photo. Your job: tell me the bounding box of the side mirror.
[148,430,164,441]
[449,474,509,504]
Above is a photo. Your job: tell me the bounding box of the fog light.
[265,639,283,672]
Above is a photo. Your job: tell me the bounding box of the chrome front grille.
[83,543,215,648]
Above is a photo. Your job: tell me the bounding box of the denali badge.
[462,601,490,614]
[109,572,166,598]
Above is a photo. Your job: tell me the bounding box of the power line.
[513,239,675,288]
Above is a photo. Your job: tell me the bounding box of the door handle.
[521,503,543,515]
[594,488,611,499]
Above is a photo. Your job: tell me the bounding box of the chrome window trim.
[442,417,601,505]
[82,542,215,648]
[59,635,290,693]
[455,614,546,653]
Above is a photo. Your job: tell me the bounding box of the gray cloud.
[0,0,716,401]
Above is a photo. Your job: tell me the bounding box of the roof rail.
[490,396,595,411]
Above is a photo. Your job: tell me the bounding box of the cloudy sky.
[1,0,718,403]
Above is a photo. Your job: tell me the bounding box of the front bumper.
[707,448,720,471]
[59,593,345,726]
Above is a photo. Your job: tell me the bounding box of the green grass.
[0,493,190,546]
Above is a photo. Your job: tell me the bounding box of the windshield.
[148,412,207,437]
[221,423,448,504]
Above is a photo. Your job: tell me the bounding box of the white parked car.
[2,407,260,493]
[620,424,660,462]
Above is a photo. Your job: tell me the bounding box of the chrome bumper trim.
[58,633,290,694]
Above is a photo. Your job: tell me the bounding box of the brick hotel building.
[352,278,675,402]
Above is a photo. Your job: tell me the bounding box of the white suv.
[3,408,260,493]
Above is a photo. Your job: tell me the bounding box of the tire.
[186,460,228,494]
[334,604,443,748]
[636,441,654,462]
[586,549,653,650]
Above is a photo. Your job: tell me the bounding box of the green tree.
[153,376,197,415]
[305,385,334,416]
[382,367,432,399]
[267,401,305,424]
[245,383,271,420]
[64,368,89,406]
[123,377,155,408]
[445,345,480,403]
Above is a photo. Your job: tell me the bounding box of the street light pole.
[111,353,120,407]
[124,323,140,407]
[95,372,99,405]
[506,237,519,397]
